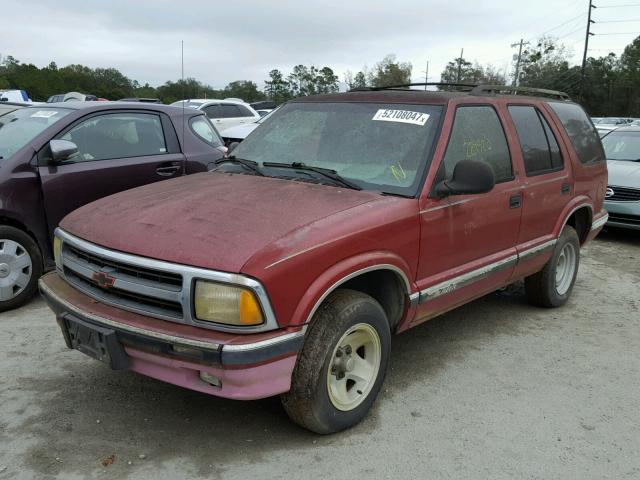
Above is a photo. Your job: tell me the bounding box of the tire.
[525,225,580,308]
[281,289,391,434]
[0,226,43,312]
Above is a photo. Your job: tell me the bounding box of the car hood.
[219,123,259,139]
[607,160,640,188]
[60,172,384,272]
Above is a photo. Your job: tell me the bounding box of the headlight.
[53,236,63,270]
[194,281,264,326]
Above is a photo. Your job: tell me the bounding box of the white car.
[218,108,278,145]
[170,99,261,132]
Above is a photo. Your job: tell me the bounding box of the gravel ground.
[1,229,639,480]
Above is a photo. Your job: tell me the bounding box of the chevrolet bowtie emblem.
[92,271,116,289]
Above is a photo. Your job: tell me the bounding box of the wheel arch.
[556,200,593,245]
[290,253,415,333]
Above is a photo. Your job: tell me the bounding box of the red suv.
[40,85,608,433]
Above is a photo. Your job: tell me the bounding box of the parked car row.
[23,84,611,433]
[0,102,226,311]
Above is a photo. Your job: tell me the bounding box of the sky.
[3,0,638,90]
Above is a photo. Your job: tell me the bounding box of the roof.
[24,101,200,116]
[607,126,640,133]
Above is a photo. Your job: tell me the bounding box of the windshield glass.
[232,102,443,196]
[602,131,640,161]
[0,107,71,160]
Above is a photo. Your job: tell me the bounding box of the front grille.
[607,185,640,202]
[608,213,640,226]
[62,244,184,320]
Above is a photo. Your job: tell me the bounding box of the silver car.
[602,126,640,230]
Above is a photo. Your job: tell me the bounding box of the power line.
[596,18,640,22]
[596,3,640,7]
[593,31,640,34]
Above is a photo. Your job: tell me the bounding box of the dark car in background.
[0,102,226,311]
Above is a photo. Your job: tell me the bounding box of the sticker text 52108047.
[372,109,430,126]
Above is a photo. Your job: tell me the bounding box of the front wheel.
[0,226,43,312]
[525,225,580,308]
[281,289,391,434]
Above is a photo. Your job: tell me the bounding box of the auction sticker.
[372,109,429,126]
[31,111,58,119]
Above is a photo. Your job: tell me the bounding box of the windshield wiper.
[214,156,264,176]
[262,162,362,190]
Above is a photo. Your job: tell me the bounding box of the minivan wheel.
[281,289,391,434]
[525,225,580,308]
[0,226,43,312]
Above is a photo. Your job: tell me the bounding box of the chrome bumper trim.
[591,213,609,230]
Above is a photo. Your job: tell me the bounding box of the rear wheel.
[525,225,580,307]
[0,226,42,312]
[281,289,391,434]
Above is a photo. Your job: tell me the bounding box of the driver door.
[412,104,523,326]
[38,111,185,236]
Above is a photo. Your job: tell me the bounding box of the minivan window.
[59,113,167,162]
[220,104,242,118]
[236,105,255,117]
[548,102,605,164]
[0,108,71,161]
[442,106,513,182]
[232,102,444,196]
[509,106,563,175]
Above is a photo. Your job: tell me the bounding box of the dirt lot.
[1,229,638,480]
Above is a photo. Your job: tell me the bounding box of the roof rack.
[470,85,571,101]
[350,82,477,92]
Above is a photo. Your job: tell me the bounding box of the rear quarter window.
[548,102,605,164]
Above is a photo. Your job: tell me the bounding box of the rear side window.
[442,106,513,182]
[203,104,222,119]
[509,106,563,175]
[220,105,242,118]
[236,105,255,117]
[548,102,605,164]
[190,116,223,147]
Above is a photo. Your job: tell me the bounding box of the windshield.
[0,107,71,160]
[232,102,443,196]
[602,131,640,161]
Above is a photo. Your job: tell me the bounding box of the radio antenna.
[181,40,185,150]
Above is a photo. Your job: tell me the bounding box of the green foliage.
[263,65,339,101]
[440,58,506,85]
[368,54,412,87]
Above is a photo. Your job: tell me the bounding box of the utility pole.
[580,0,596,100]
[424,61,429,90]
[456,48,464,83]
[510,39,529,87]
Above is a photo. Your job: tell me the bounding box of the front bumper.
[39,272,304,400]
[604,200,640,230]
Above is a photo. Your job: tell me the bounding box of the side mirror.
[49,139,78,162]
[435,160,495,197]
[227,141,240,155]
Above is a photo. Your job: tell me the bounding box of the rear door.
[38,110,185,235]
[506,103,571,277]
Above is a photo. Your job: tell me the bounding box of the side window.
[203,104,222,119]
[236,105,255,117]
[548,102,605,164]
[442,106,513,182]
[190,116,223,147]
[60,113,167,162]
[220,104,242,118]
[509,106,564,175]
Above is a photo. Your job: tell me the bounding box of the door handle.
[509,194,522,209]
[156,165,181,177]
[561,183,571,195]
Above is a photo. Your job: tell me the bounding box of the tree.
[222,80,265,102]
[345,70,367,90]
[440,57,506,85]
[264,69,293,103]
[368,55,412,87]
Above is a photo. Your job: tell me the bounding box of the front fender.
[288,251,416,329]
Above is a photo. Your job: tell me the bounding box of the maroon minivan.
[0,102,226,311]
